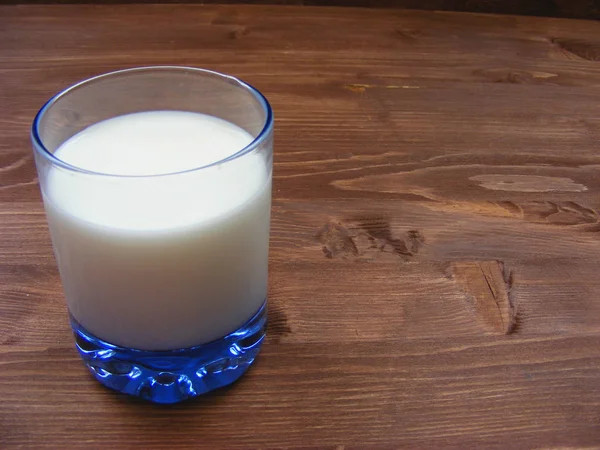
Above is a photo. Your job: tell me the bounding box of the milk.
[42,111,271,351]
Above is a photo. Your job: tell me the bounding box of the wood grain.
[2,4,600,448]
[6,0,600,20]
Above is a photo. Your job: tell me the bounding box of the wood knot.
[553,38,600,61]
[317,222,358,259]
[451,261,517,335]
[228,27,250,40]
[496,200,598,227]
[316,217,424,261]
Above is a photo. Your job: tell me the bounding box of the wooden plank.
[1,4,600,448]
[4,0,600,21]
[1,337,600,448]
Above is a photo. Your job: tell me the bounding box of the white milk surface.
[42,111,271,350]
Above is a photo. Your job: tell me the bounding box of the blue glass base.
[70,301,267,404]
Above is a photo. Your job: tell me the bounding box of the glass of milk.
[31,67,273,404]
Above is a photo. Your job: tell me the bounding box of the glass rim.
[31,66,274,178]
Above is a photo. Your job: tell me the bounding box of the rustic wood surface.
[8,0,600,21]
[2,4,600,448]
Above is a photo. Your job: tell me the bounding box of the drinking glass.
[31,67,273,404]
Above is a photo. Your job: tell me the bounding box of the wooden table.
[2,4,600,448]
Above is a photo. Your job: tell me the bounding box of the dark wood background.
[4,0,600,20]
[2,3,600,448]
